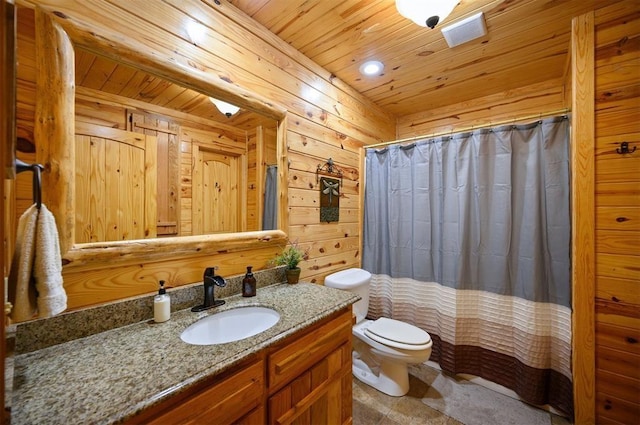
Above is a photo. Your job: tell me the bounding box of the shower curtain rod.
[365,108,570,149]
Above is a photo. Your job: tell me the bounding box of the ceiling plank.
[231,0,608,117]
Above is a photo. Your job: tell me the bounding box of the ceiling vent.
[441,12,487,48]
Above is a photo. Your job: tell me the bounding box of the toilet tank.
[324,268,371,323]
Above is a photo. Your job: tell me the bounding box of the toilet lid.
[364,317,432,350]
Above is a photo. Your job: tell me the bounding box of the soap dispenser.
[242,266,256,297]
[154,280,171,323]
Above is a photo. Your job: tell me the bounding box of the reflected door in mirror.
[193,148,242,234]
[75,123,157,242]
[129,111,180,236]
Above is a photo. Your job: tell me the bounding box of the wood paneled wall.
[9,1,394,311]
[1,1,14,421]
[396,78,568,139]
[592,2,640,423]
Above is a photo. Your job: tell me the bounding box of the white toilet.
[325,268,432,397]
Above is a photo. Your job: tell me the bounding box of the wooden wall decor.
[319,177,340,223]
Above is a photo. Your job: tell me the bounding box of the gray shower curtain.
[262,165,278,230]
[362,116,573,417]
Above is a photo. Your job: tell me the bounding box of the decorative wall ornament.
[316,158,343,186]
[320,177,340,223]
[316,158,344,223]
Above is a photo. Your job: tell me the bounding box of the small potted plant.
[272,241,308,284]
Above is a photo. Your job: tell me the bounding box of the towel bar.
[15,158,44,209]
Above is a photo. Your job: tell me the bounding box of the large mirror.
[73,47,279,242]
[30,7,288,269]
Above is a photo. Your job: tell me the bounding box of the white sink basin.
[180,306,280,345]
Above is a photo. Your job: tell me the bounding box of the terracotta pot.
[285,267,301,284]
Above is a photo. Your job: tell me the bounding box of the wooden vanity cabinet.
[127,307,353,425]
[267,309,353,425]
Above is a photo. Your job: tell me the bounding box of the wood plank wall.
[9,1,394,311]
[396,78,568,139]
[592,2,640,423]
[1,1,13,421]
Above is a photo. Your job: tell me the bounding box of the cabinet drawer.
[144,359,264,425]
[268,309,352,392]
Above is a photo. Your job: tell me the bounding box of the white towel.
[9,204,38,322]
[8,204,67,322]
[33,204,67,318]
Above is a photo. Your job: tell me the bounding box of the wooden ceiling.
[230,0,601,117]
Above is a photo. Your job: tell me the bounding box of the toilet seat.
[364,318,432,351]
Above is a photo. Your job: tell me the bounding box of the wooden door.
[192,146,242,234]
[129,111,180,236]
[75,122,157,242]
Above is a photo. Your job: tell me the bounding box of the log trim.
[571,11,596,424]
[32,6,289,270]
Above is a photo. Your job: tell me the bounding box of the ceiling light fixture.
[209,97,240,117]
[359,60,384,76]
[395,0,460,29]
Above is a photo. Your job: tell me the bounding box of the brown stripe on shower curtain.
[430,334,574,418]
[366,275,573,419]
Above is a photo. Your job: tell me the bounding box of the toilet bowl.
[325,268,432,396]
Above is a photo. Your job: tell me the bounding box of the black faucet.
[191,267,227,312]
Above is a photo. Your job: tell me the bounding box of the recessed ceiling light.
[359,60,384,76]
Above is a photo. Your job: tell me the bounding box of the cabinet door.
[269,342,352,425]
[269,310,352,392]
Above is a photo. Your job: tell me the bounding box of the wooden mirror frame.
[33,6,289,270]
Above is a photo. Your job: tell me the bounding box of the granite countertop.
[11,283,358,425]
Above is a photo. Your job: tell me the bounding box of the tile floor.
[352,363,573,425]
